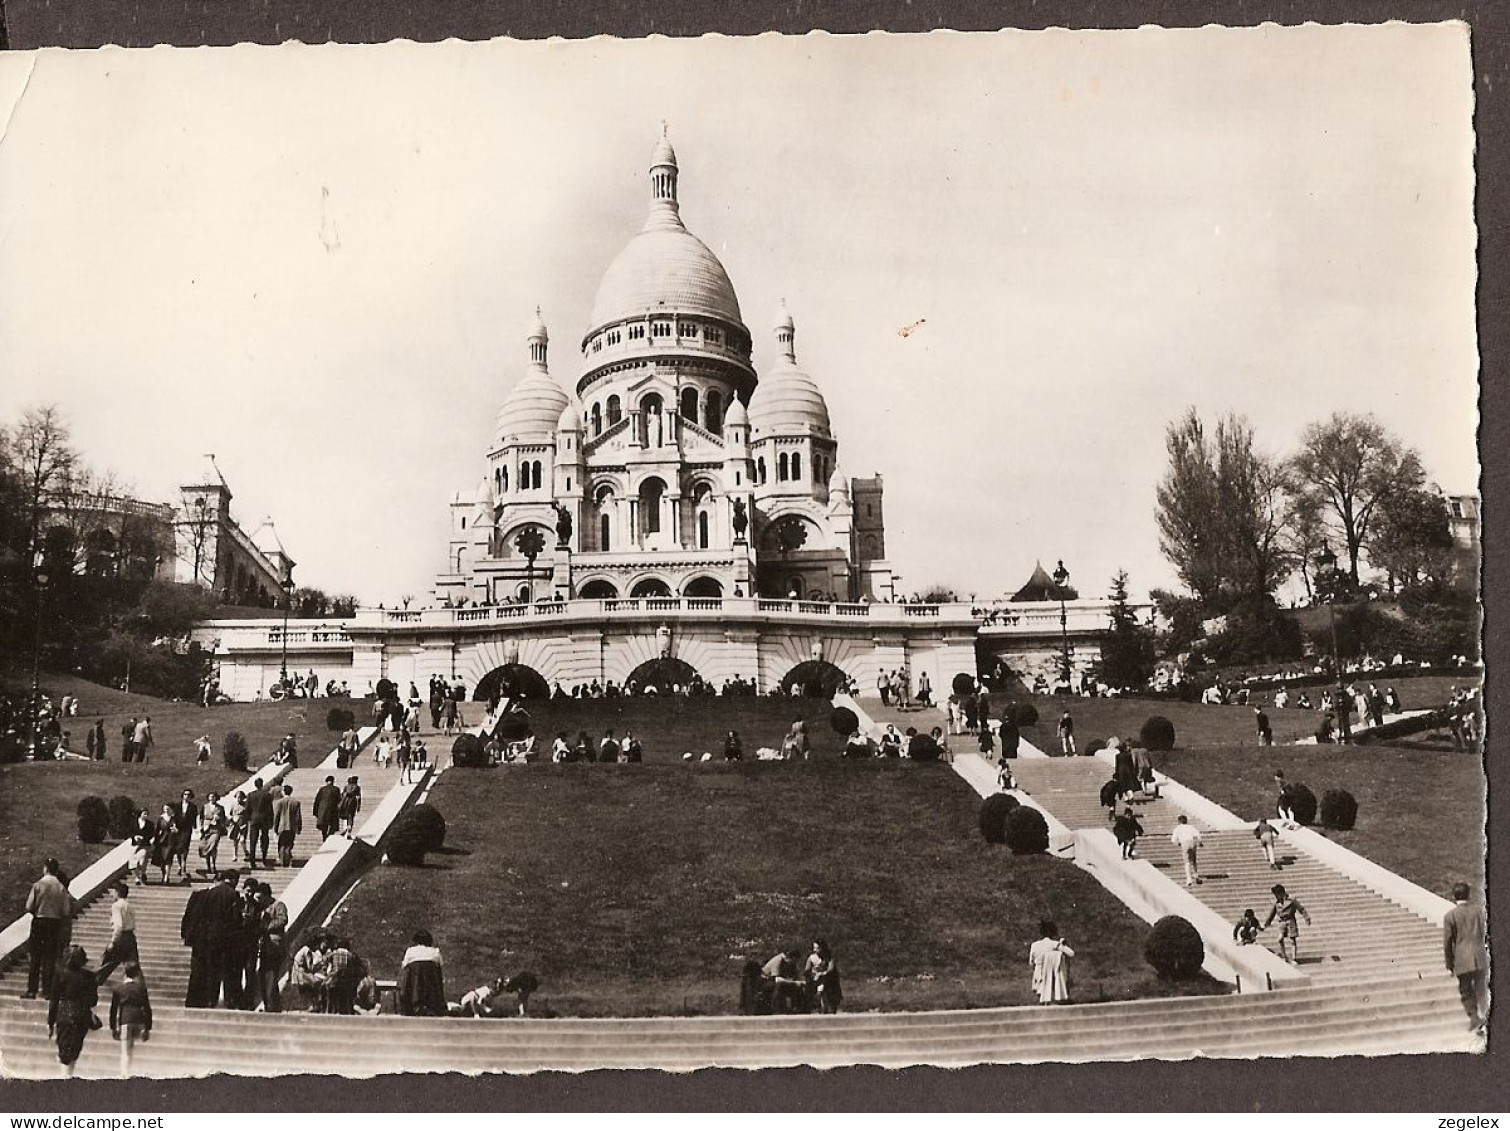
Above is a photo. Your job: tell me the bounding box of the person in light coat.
[1029,920,1075,1004]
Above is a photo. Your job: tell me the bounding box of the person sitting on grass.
[622,733,643,763]
[844,730,873,759]
[290,932,331,1012]
[1233,909,1262,946]
[761,949,807,1014]
[932,725,952,764]
[879,725,902,759]
[723,730,744,762]
[998,759,1016,792]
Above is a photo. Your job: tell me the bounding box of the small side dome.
[750,303,830,436]
[557,400,583,432]
[495,371,571,442]
[828,463,850,498]
[723,398,749,428]
[475,477,495,507]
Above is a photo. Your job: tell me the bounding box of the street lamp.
[27,553,50,759]
[1051,558,1072,688]
[279,570,294,692]
[1313,546,1350,744]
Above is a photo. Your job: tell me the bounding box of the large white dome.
[585,133,744,335]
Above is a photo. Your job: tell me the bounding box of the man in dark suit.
[1443,882,1487,1032]
[272,785,303,867]
[312,776,342,841]
[180,869,243,1008]
[173,790,200,880]
[244,778,274,868]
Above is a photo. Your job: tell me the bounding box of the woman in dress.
[48,946,98,1078]
[150,806,178,885]
[128,810,154,885]
[805,939,843,1014]
[225,790,247,863]
[1028,920,1075,1005]
[198,792,226,880]
[338,776,362,837]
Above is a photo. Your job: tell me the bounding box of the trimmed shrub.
[1319,788,1358,831]
[978,792,1021,843]
[1288,783,1318,827]
[451,733,487,768]
[326,707,356,733]
[829,706,859,736]
[492,711,532,742]
[375,678,398,702]
[1086,738,1107,757]
[107,795,138,840]
[223,732,250,772]
[76,796,109,844]
[1144,915,1205,979]
[386,803,447,865]
[1002,805,1050,855]
[951,672,977,698]
[1012,702,1039,728]
[1140,715,1176,751]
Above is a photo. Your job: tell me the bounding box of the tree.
[1155,410,1290,610]
[10,405,78,571]
[1290,413,1425,587]
[1098,571,1156,689]
[1366,485,1455,594]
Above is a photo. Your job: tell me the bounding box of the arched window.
[698,510,710,549]
[535,461,544,488]
[591,403,602,435]
[494,467,503,495]
[641,394,665,447]
[705,390,723,434]
[757,457,766,484]
[792,452,802,481]
[778,452,789,481]
[680,387,698,423]
[600,512,611,553]
[639,477,665,537]
[500,466,509,493]
[607,395,622,425]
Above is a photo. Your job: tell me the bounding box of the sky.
[0,24,1479,604]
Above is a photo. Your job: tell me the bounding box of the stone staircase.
[0,973,1474,1076]
[1010,759,1459,994]
[0,754,400,1008]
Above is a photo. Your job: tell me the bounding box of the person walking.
[47,947,98,1078]
[877,670,890,708]
[92,719,107,760]
[313,776,342,841]
[96,882,139,983]
[1170,815,1203,886]
[132,716,154,763]
[1443,883,1488,1033]
[24,858,74,999]
[172,790,199,882]
[121,717,137,763]
[273,786,303,867]
[1029,920,1075,1004]
[128,810,153,885]
[1113,807,1144,859]
[338,726,360,769]
[181,870,242,1007]
[1057,710,1076,755]
[1254,817,1281,870]
[998,709,1021,760]
[1254,707,1273,746]
[1263,884,1312,965]
[109,962,152,1078]
[244,778,275,869]
[338,776,363,837]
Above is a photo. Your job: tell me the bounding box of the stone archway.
[579,579,618,599]
[629,577,672,598]
[780,659,849,698]
[474,662,551,703]
[683,575,723,598]
[627,657,701,693]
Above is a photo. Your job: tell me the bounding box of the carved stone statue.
[731,498,748,542]
[656,622,673,659]
[553,502,573,547]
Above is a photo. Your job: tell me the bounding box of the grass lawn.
[1003,670,1480,754]
[331,760,1224,1017]
[0,671,362,924]
[492,696,843,763]
[0,761,246,923]
[1156,746,1485,898]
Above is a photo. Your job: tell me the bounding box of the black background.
[0,0,1502,1113]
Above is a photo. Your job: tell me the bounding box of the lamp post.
[1313,546,1350,744]
[1051,558,1072,688]
[28,553,50,760]
[279,571,294,692]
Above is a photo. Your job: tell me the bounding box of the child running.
[1263,884,1313,965]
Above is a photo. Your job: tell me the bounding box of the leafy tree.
[1155,410,1289,611]
[1366,485,1455,594]
[1290,412,1425,587]
[1098,570,1156,689]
